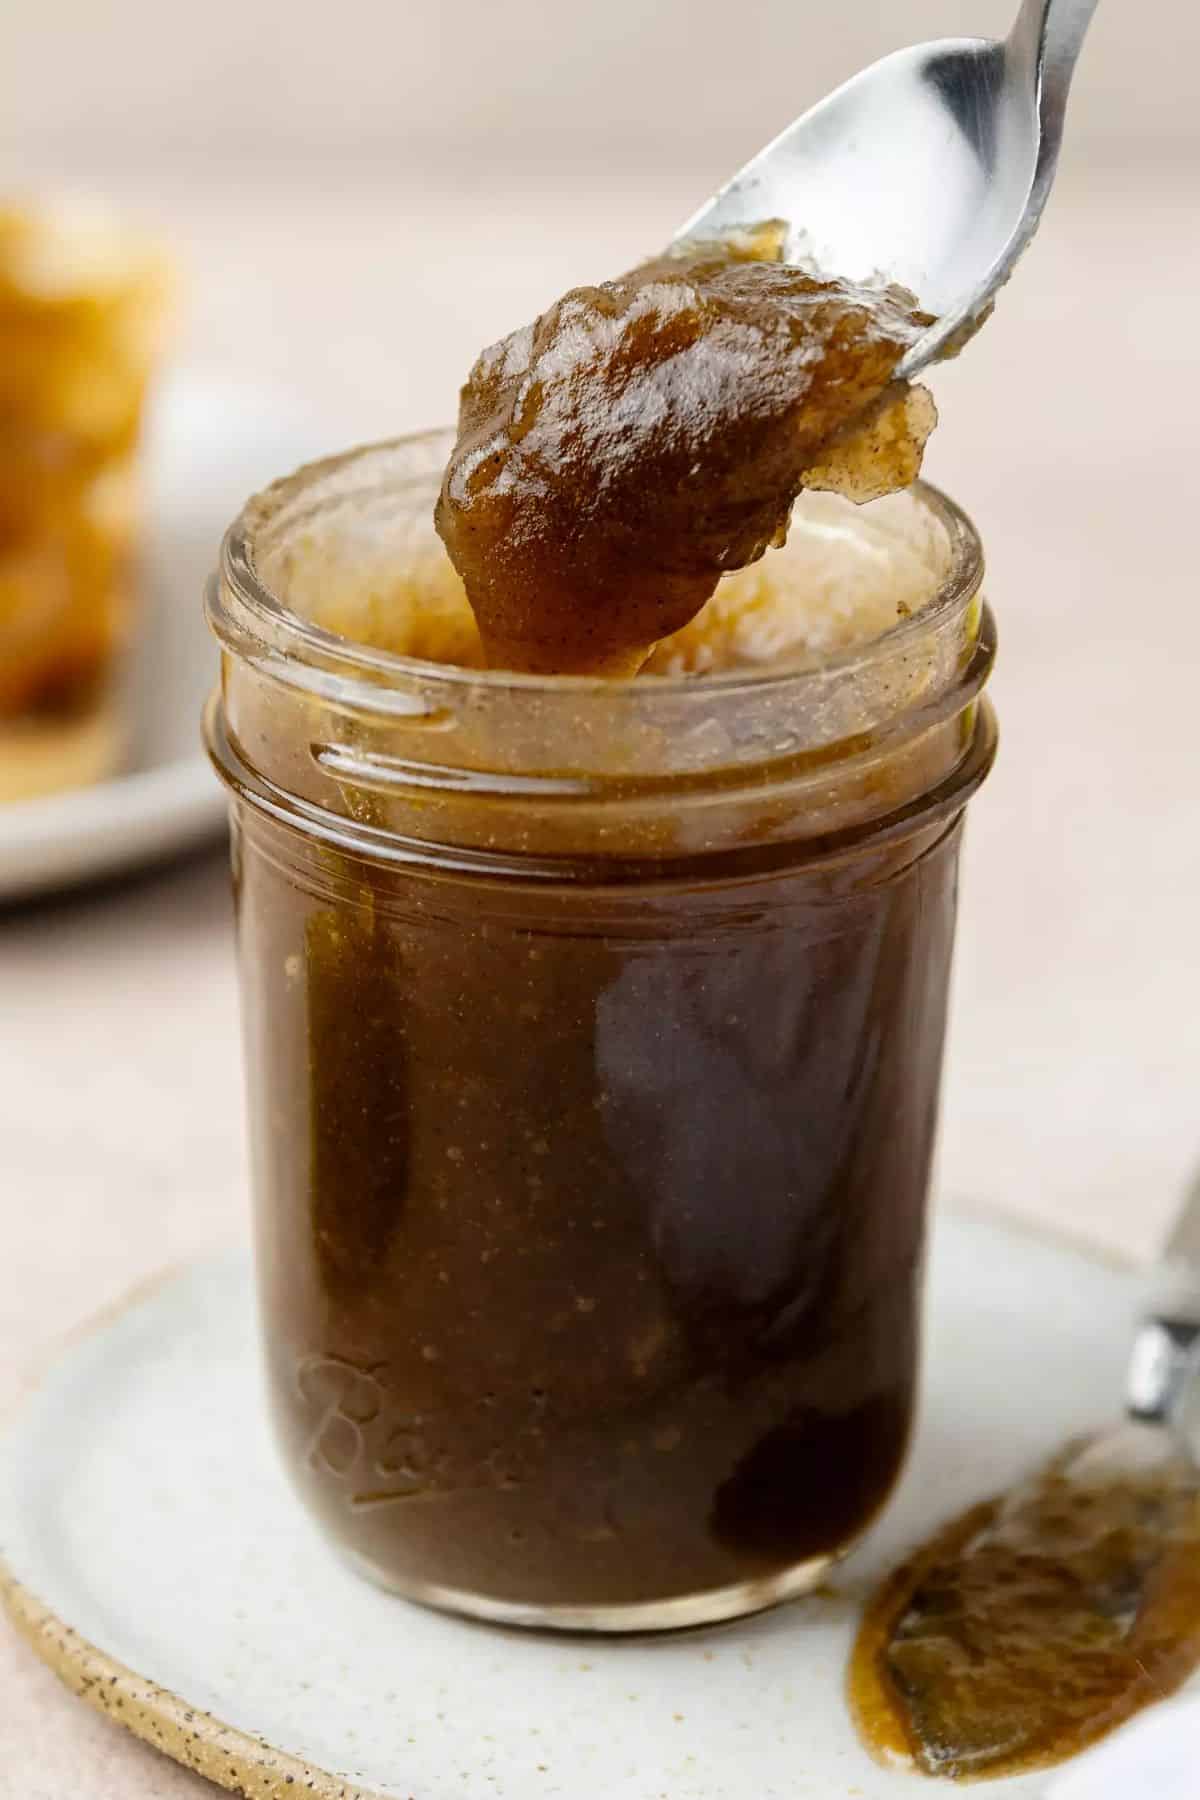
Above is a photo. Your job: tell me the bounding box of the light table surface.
[1,155,1197,1797]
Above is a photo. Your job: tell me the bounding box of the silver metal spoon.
[1039,1165,1200,1488]
[1105,1164,1200,1468]
[864,1174,1200,1784]
[676,0,1100,380]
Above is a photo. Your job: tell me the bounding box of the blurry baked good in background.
[0,201,173,803]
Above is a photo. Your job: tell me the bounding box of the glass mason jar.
[205,432,996,1632]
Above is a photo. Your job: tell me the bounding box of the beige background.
[3,0,1200,162]
[2,1,1200,1794]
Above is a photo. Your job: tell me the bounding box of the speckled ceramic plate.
[0,1210,1178,1800]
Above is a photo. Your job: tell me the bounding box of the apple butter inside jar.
[207,427,994,1628]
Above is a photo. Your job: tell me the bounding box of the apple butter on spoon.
[436,233,935,676]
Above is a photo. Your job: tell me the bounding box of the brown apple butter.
[850,1448,1200,1779]
[436,233,934,675]
[207,224,992,1628]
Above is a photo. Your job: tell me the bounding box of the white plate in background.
[0,368,333,903]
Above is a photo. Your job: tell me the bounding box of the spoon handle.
[1126,1166,1200,1426]
[1009,0,1101,138]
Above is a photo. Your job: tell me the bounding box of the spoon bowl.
[676,0,1099,379]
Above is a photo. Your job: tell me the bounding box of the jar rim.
[212,428,984,708]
